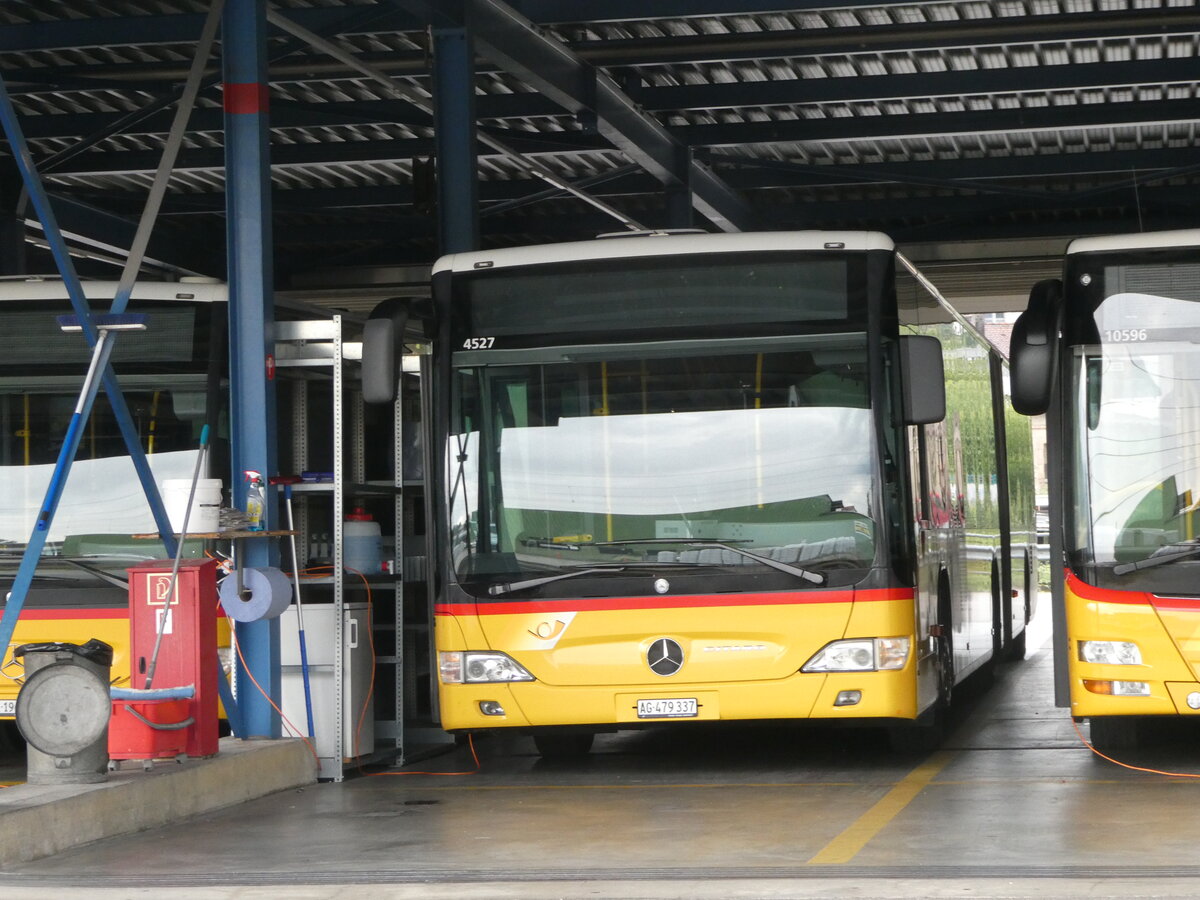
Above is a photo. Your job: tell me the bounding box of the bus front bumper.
[438,668,919,731]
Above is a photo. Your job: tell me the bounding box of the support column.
[665,146,694,230]
[223,0,280,738]
[432,4,479,254]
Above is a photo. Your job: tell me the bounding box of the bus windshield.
[1069,260,1200,579]
[0,292,222,577]
[448,343,880,592]
[0,378,208,552]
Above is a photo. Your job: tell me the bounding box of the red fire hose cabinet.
[122,558,220,758]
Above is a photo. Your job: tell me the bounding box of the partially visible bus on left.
[0,276,230,717]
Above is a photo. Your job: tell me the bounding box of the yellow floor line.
[806,749,957,865]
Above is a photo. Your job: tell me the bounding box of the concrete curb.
[0,737,316,868]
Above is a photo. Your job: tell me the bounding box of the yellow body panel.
[1,612,232,718]
[436,593,919,731]
[1065,576,1198,717]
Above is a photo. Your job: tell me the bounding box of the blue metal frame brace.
[0,75,181,662]
[223,0,282,739]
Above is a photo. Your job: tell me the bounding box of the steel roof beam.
[682,97,1200,148]
[16,54,1199,145]
[508,1,920,24]
[37,128,612,176]
[40,192,217,275]
[445,0,752,232]
[239,178,1199,246]
[635,58,1200,113]
[61,145,1199,216]
[269,2,645,232]
[9,4,1197,59]
[8,7,1200,90]
[565,8,1200,67]
[716,147,1200,192]
[0,1,916,55]
[41,93,1200,178]
[0,8,421,53]
[757,184,1196,224]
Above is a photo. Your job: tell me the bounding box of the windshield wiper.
[1113,542,1200,576]
[590,539,825,585]
[60,558,130,590]
[488,565,630,596]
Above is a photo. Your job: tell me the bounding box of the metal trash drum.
[14,639,113,784]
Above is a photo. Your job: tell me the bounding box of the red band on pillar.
[223,83,270,114]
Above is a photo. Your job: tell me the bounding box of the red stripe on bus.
[223,83,270,114]
[1065,569,1175,607]
[435,587,912,617]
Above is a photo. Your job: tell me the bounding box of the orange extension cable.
[1071,716,1200,778]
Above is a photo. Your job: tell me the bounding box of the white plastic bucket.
[162,479,222,534]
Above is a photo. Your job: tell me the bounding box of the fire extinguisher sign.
[144,573,179,605]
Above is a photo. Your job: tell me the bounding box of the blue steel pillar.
[432,5,479,253]
[223,0,280,738]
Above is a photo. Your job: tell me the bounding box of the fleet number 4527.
[463,337,495,349]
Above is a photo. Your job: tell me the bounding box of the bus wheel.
[1005,556,1033,661]
[1088,716,1140,754]
[887,714,944,753]
[1005,626,1027,662]
[935,606,954,712]
[533,732,594,760]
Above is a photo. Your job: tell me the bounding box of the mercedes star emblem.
[654,578,670,594]
[647,638,684,676]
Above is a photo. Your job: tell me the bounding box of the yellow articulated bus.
[1011,228,1200,752]
[368,231,1035,756]
[0,277,232,718]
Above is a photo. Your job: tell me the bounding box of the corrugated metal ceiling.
[0,0,1196,299]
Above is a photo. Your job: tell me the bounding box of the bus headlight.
[802,637,910,673]
[439,651,535,684]
[1078,640,1142,666]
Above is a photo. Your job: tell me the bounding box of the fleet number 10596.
[1104,329,1148,343]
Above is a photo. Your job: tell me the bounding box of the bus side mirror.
[363,297,422,404]
[899,334,945,425]
[1011,278,1062,416]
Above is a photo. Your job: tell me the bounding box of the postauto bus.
[1012,228,1200,752]
[0,276,230,718]
[367,231,1035,757]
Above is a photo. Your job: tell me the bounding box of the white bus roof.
[433,230,895,275]
[0,276,227,303]
[1067,229,1200,256]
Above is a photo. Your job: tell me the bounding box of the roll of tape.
[218,566,293,622]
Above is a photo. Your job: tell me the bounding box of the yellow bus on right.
[1012,228,1200,752]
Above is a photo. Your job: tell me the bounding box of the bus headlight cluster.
[1078,640,1142,666]
[802,637,910,673]
[439,651,535,684]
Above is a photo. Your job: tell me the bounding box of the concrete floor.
[7,610,1200,898]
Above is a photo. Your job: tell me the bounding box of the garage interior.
[2,1,1200,896]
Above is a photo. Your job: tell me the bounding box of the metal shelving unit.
[275,316,408,781]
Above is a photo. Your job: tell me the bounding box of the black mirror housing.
[1011,278,1063,416]
[899,334,946,425]
[362,297,413,405]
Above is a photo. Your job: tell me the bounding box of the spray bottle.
[245,470,266,532]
